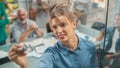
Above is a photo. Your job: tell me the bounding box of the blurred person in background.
[29,8,37,21]
[0,1,9,46]
[73,0,90,25]
[11,8,43,43]
[96,13,120,68]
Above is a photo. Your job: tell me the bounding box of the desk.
[0,27,100,68]
[0,57,39,68]
[0,34,57,68]
[0,43,40,68]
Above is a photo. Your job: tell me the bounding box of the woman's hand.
[8,45,29,68]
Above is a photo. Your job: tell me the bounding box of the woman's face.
[50,16,77,42]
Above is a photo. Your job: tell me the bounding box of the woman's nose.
[56,27,63,33]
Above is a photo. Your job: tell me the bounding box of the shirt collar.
[57,34,82,55]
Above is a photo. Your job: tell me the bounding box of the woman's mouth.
[57,34,65,39]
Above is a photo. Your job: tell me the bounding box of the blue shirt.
[38,35,98,68]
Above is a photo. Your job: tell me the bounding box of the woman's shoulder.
[44,43,59,54]
[79,37,95,49]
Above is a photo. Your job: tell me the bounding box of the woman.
[8,4,98,68]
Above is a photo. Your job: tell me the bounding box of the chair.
[46,22,52,33]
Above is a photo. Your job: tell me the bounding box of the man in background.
[11,8,43,43]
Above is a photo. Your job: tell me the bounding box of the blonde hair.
[49,4,77,23]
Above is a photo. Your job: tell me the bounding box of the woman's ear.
[72,21,77,29]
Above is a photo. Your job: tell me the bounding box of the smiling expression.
[50,16,77,42]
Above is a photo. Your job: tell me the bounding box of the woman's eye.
[53,26,57,29]
[61,23,66,27]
